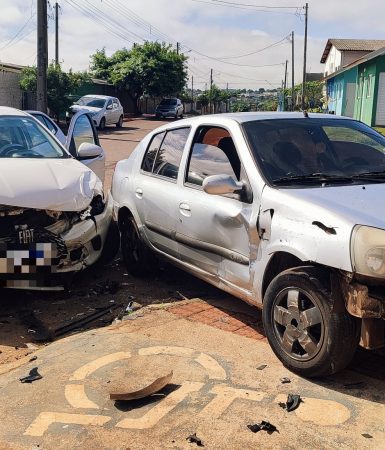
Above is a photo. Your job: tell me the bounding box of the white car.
[26,110,66,145]
[0,107,118,290]
[67,95,124,130]
[112,111,385,377]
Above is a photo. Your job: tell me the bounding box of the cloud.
[0,0,383,89]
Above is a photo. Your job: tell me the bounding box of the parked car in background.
[66,95,124,130]
[155,98,183,119]
[0,107,118,290]
[112,111,385,377]
[26,110,66,145]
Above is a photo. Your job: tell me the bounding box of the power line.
[212,0,301,9]
[217,35,290,60]
[190,0,303,14]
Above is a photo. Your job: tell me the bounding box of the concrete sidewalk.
[0,305,384,450]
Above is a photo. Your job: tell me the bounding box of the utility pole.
[55,2,59,66]
[291,31,295,111]
[37,0,48,113]
[210,68,213,113]
[283,59,288,111]
[301,2,309,110]
[226,82,229,112]
[191,75,194,111]
[176,42,180,54]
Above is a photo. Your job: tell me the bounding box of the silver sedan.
[112,112,385,377]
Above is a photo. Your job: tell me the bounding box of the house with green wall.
[322,41,385,126]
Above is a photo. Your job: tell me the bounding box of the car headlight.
[351,225,385,277]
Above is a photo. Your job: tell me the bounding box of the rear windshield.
[0,116,67,158]
[243,118,385,185]
[160,99,177,105]
[76,97,106,108]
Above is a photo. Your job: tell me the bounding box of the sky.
[0,0,384,90]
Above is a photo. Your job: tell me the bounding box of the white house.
[321,39,385,76]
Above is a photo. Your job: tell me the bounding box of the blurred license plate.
[0,243,58,274]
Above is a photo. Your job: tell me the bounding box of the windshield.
[243,118,385,186]
[160,99,177,106]
[76,97,106,108]
[0,116,68,158]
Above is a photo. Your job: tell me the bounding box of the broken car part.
[186,433,204,447]
[110,371,173,401]
[19,367,42,383]
[278,394,302,412]
[247,421,278,434]
[280,377,291,384]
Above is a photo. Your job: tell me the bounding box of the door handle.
[135,188,143,199]
[179,202,190,211]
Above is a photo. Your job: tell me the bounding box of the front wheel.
[120,215,157,276]
[116,115,123,128]
[262,267,359,378]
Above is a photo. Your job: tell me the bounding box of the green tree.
[20,63,89,120]
[90,42,187,114]
[284,81,323,111]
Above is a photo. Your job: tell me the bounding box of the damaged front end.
[0,194,112,289]
[341,277,385,350]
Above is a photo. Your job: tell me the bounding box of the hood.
[70,105,102,114]
[0,158,99,212]
[276,183,385,230]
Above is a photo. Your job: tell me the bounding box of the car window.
[243,118,385,184]
[141,132,166,172]
[69,114,96,157]
[0,117,66,158]
[186,127,241,186]
[41,116,56,133]
[76,97,106,108]
[152,128,190,179]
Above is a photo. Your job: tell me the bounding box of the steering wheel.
[0,143,25,156]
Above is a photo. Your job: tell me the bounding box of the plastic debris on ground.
[19,367,43,383]
[110,371,173,401]
[247,421,278,434]
[280,377,291,384]
[256,364,267,370]
[279,394,302,412]
[362,433,373,439]
[186,433,204,447]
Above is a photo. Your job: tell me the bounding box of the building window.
[366,75,373,98]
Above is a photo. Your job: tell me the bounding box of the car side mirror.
[106,104,113,110]
[203,174,244,195]
[77,142,103,159]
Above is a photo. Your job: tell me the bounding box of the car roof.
[151,112,353,133]
[80,95,114,100]
[0,106,30,117]
[206,112,353,123]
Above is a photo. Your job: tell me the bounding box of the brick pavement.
[168,300,266,341]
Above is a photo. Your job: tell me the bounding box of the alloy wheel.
[272,288,324,361]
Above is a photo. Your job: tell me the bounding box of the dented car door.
[176,126,257,291]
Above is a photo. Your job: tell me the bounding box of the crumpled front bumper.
[1,193,113,289]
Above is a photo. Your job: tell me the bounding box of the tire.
[262,266,359,378]
[99,220,120,264]
[99,117,106,130]
[120,215,157,276]
[116,115,123,128]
